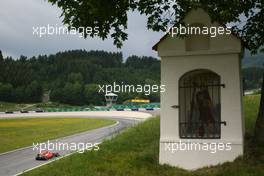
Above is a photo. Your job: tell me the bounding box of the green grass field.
[22,95,264,176]
[244,95,260,134]
[0,102,28,111]
[0,102,80,112]
[0,118,115,153]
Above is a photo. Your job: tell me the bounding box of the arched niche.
[179,69,221,139]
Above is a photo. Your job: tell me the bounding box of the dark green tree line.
[0,50,161,105]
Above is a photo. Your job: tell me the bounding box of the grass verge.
[23,95,264,176]
[0,118,115,153]
[0,102,28,112]
[0,102,80,112]
[243,94,260,135]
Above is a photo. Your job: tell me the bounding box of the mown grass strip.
[0,118,115,153]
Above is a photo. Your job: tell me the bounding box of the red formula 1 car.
[35,151,60,160]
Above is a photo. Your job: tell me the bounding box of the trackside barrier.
[0,103,160,114]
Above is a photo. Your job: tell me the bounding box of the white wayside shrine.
[153,8,244,170]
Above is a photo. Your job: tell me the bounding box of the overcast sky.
[0,0,164,59]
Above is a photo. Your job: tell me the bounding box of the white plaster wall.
[159,54,244,169]
[157,9,242,56]
[160,54,244,141]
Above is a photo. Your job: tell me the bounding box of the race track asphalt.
[0,111,154,176]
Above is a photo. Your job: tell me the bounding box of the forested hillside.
[242,67,264,90]
[0,50,160,105]
[243,50,264,68]
[0,49,263,105]
[241,50,264,91]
